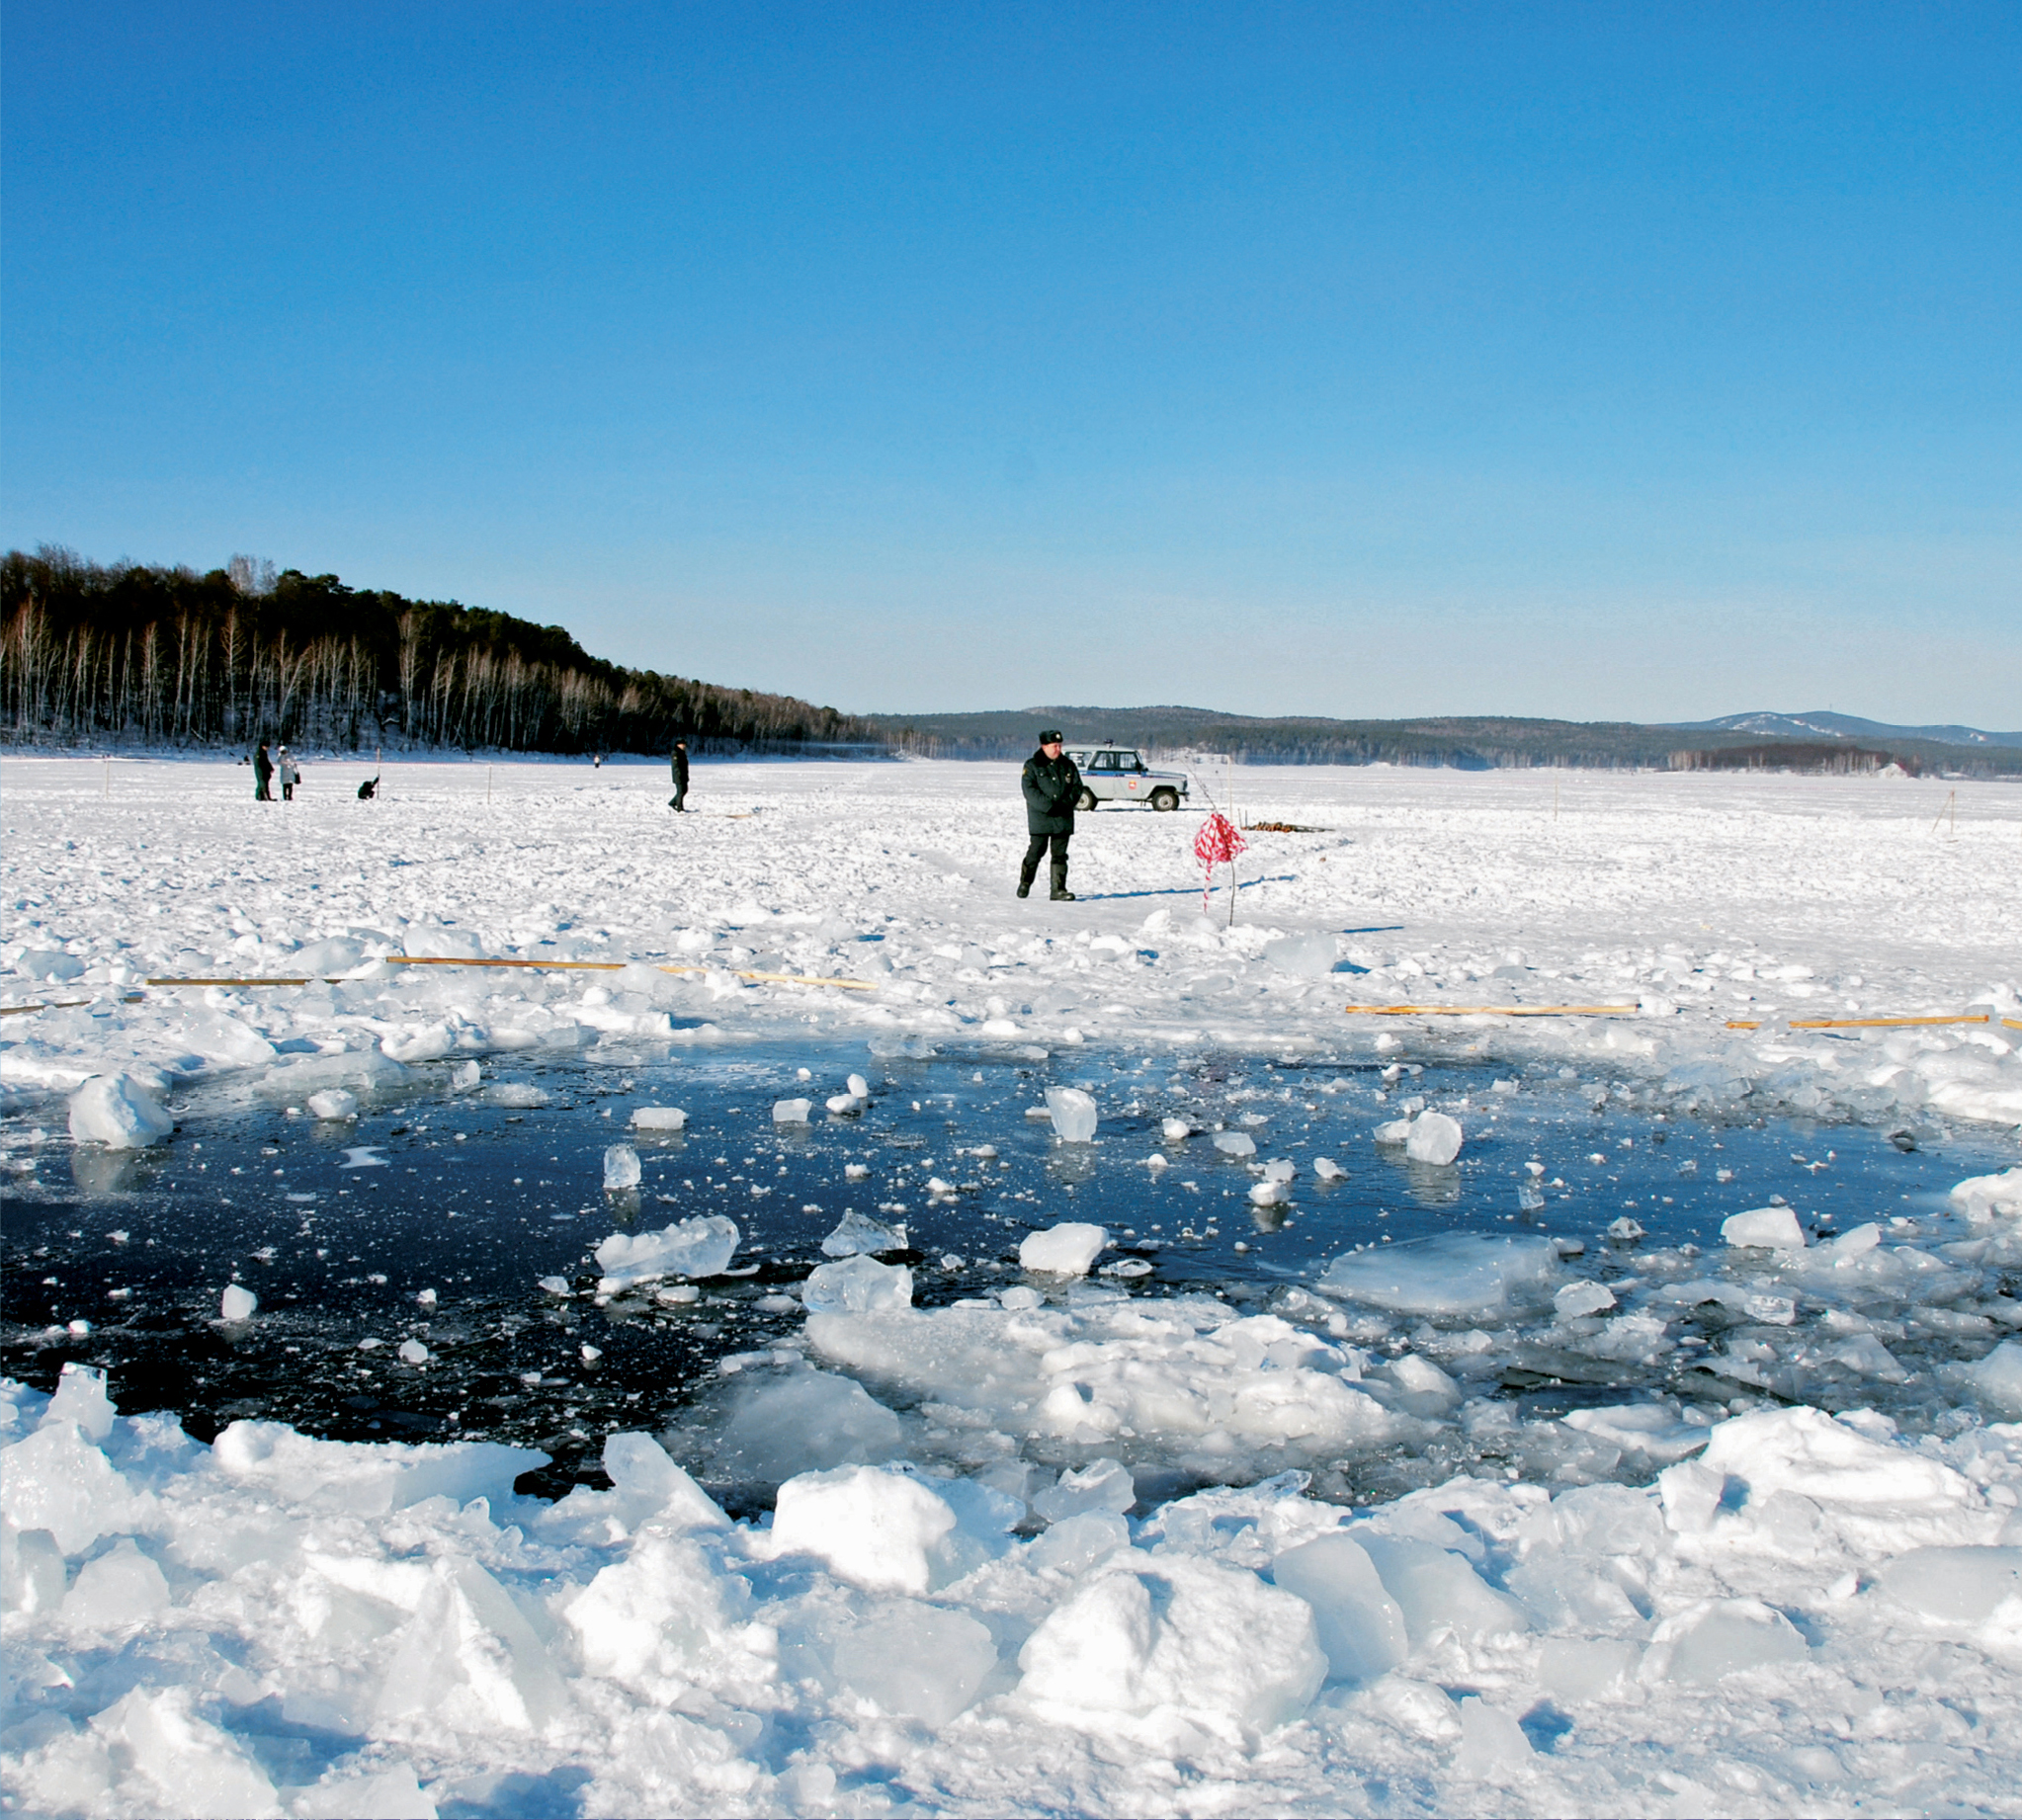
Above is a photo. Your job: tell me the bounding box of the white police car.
[1063,746,1190,811]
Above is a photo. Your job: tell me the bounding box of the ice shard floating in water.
[1318,1232,1559,1316]
[594,1214,739,1289]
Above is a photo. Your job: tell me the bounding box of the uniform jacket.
[671,748,690,786]
[1021,749,1082,835]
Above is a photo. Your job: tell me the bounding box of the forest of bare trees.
[0,547,884,755]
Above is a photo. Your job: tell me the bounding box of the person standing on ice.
[252,742,274,801]
[669,739,690,812]
[1018,729,1082,900]
[278,746,298,801]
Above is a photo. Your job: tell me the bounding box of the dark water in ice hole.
[3,1039,2015,1506]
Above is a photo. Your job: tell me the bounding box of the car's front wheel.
[1076,788,1098,810]
[1149,787,1180,812]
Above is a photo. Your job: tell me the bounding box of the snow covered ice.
[3,753,2021,1815]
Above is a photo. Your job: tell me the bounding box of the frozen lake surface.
[3,755,2020,1817]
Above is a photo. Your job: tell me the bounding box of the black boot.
[1050,863,1074,902]
[1017,858,1038,898]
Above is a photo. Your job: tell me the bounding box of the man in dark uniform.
[669,740,690,811]
[253,742,274,801]
[1019,729,1082,901]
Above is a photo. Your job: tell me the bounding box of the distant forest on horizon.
[0,546,881,755]
[6,546,2013,777]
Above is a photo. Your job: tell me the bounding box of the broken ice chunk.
[1555,1281,1617,1319]
[1877,1545,2022,1621]
[1403,1112,1464,1166]
[1951,1167,2022,1222]
[1319,1234,1558,1316]
[1019,1222,1107,1277]
[397,1340,429,1365]
[831,1601,998,1724]
[1355,1534,1529,1647]
[1388,1354,1461,1408]
[219,1284,258,1323]
[1963,1340,2022,1418]
[1032,1458,1136,1523]
[802,1254,913,1314]
[779,1472,951,1593]
[825,1093,865,1116]
[595,1214,739,1289]
[68,1073,174,1150]
[773,1099,813,1124]
[1559,1404,1711,1463]
[1017,1556,1325,1734]
[1213,1131,1257,1157]
[1313,1157,1345,1181]
[1030,1511,1131,1573]
[1161,1117,1193,1142]
[1537,1636,1639,1703]
[450,1059,480,1093]
[1263,933,1337,976]
[1373,1118,1412,1145]
[603,1143,641,1191]
[538,1276,570,1295]
[847,1073,870,1098]
[821,1210,908,1258]
[631,1106,687,1131]
[42,1363,115,1445]
[1046,1088,1099,1143]
[1643,1598,1807,1683]
[305,1089,359,1120]
[1249,1181,1288,1207]
[1453,1697,1536,1779]
[1723,1205,1807,1250]
[1269,1531,1408,1684]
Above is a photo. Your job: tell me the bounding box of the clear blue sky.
[5,2,2016,724]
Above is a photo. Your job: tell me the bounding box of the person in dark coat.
[1019,729,1082,900]
[253,742,274,801]
[668,740,690,812]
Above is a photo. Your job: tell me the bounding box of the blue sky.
[4,2,2016,724]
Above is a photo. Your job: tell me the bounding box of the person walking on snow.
[1019,729,1082,900]
[669,740,690,812]
[253,742,274,801]
[278,746,299,801]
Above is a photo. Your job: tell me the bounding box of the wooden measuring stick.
[1342,1003,1640,1018]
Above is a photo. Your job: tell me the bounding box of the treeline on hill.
[0,547,882,755]
[870,706,1696,766]
[1669,742,1917,775]
[868,706,2022,777]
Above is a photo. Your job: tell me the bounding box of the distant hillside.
[0,546,882,756]
[868,704,2022,776]
[1677,709,2022,750]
